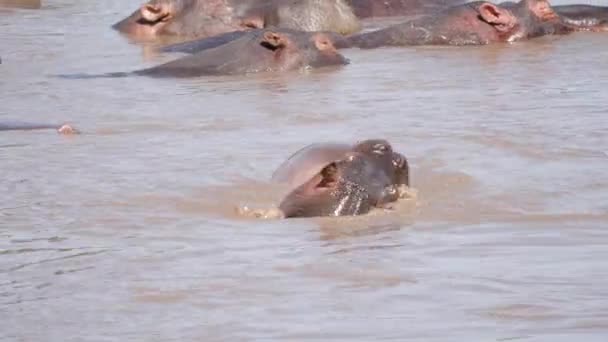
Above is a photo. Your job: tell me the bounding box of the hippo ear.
[478,3,515,32]
[316,162,339,189]
[261,31,287,51]
[140,3,171,23]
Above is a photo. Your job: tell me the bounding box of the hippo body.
[349,0,466,19]
[342,0,573,48]
[160,30,251,53]
[274,139,409,218]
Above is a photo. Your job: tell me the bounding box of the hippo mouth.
[136,13,171,26]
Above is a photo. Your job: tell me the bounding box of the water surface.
[1,1,608,341]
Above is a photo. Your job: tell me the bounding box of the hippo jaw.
[279,160,373,218]
[326,181,371,216]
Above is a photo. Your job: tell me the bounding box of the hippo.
[112,0,361,42]
[340,0,574,48]
[0,122,78,134]
[139,29,348,77]
[112,0,467,42]
[0,0,41,9]
[61,29,348,78]
[552,5,608,32]
[273,139,409,218]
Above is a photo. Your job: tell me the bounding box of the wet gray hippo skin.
[349,0,466,19]
[160,28,347,55]
[341,0,573,48]
[112,0,361,42]
[0,0,41,9]
[0,122,78,134]
[273,139,409,218]
[136,29,348,77]
[160,30,251,53]
[552,5,608,32]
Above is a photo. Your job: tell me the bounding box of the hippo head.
[112,0,250,41]
[468,2,520,42]
[257,30,349,71]
[279,152,382,218]
[501,0,572,39]
[353,139,409,186]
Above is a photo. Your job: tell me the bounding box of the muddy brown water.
[1,0,608,341]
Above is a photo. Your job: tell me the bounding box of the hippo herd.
[2,0,608,218]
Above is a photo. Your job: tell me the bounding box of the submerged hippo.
[552,4,608,32]
[0,122,78,134]
[273,139,409,218]
[112,0,467,42]
[341,0,573,48]
[62,29,348,78]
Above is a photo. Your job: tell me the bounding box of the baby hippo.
[273,139,409,218]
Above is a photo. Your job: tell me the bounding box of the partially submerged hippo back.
[348,0,467,19]
[138,28,348,77]
[242,0,361,35]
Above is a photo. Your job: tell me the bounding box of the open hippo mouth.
[136,15,171,26]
